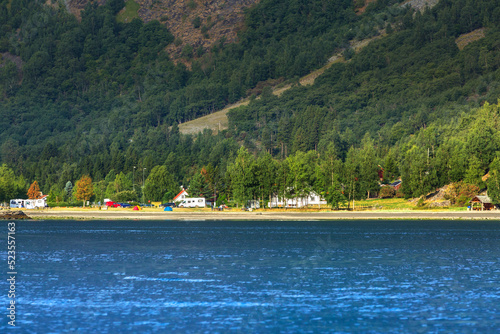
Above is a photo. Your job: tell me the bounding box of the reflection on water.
[1,220,500,333]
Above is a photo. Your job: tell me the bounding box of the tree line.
[1,0,500,207]
[3,102,500,208]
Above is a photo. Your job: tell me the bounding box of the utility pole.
[142,168,146,203]
[133,166,136,192]
[143,168,146,188]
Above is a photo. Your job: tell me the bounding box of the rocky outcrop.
[402,0,439,11]
[64,0,107,20]
[0,210,31,220]
[0,52,23,70]
[65,0,259,59]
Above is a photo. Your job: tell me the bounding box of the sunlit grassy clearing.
[116,0,140,23]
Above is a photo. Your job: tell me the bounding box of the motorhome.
[10,199,24,208]
[10,196,47,209]
[178,198,206,208]
[23,198,47,209]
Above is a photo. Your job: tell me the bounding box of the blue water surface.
[1,220,500,333]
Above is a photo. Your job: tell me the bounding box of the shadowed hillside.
[66,0,259,59]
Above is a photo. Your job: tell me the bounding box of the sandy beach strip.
[24,209,500,220]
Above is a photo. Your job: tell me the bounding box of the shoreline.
[23,209,500,220]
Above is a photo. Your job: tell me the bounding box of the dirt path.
[177,33,389,135]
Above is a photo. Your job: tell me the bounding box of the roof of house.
[173,188,188,201]
[390,180,402,187]
[470,195,492,204]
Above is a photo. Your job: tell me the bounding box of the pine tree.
[64,181,73,201]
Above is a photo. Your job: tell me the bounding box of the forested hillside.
[1,0,500,207]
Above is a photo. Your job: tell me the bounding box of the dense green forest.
[1,0,500,207]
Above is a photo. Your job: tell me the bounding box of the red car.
[105,201,121,208]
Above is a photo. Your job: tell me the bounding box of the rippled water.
[1,220,500,333]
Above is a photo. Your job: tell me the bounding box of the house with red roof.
[173,188,189,203]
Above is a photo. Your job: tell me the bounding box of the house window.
[310,196,315,201]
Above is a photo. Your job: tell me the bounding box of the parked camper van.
[178,198,206,208]
[10,195,48,209]
[23,198,47,209]
[10,199,24,208]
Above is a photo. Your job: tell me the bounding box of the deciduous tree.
[0,164,25,202]
[75,175,94,207]
[227,147,257,207]
[487,155,500,203]
[143,165,177,201]
[27,180,41,199]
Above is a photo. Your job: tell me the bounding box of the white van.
[10,199,25,208]
[24,198,47,209]
[178,198,206,208]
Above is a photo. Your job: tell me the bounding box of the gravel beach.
[24,209,500,220]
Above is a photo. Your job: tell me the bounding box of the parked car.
[119,203,132,208]
[159,202,176,208]
[105,201,121,208]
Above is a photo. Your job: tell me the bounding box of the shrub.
[192,16,202,29]
[187,0,197,10]
[113,190,138,202]
[444,181,479,206]
[47,201,81,208]
[181,44,193,58]
[379,185,395,198]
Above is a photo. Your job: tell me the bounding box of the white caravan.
[10,199,25,208]
[23,198,47,209]
[178,198,206,208]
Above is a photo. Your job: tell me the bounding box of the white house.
[268,191,327,208]
[173,188,189,203]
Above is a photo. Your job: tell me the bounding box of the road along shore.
[25,209,500,220]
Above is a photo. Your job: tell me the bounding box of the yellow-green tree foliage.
[27,180,41,199]
[0,164,25,202]
[75,175,94,207]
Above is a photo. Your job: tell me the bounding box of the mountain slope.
[1,0,500,200]
[66,0,259,59]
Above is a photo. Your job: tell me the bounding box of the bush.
[379,185,395,198]
[113,190,138,202]
[444,182,479,206]
[187,0,197,9]
[47,201,81,207]
[192,16,202,29]
[181,44,193,58]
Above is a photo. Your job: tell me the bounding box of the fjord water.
[3,220,500,333]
